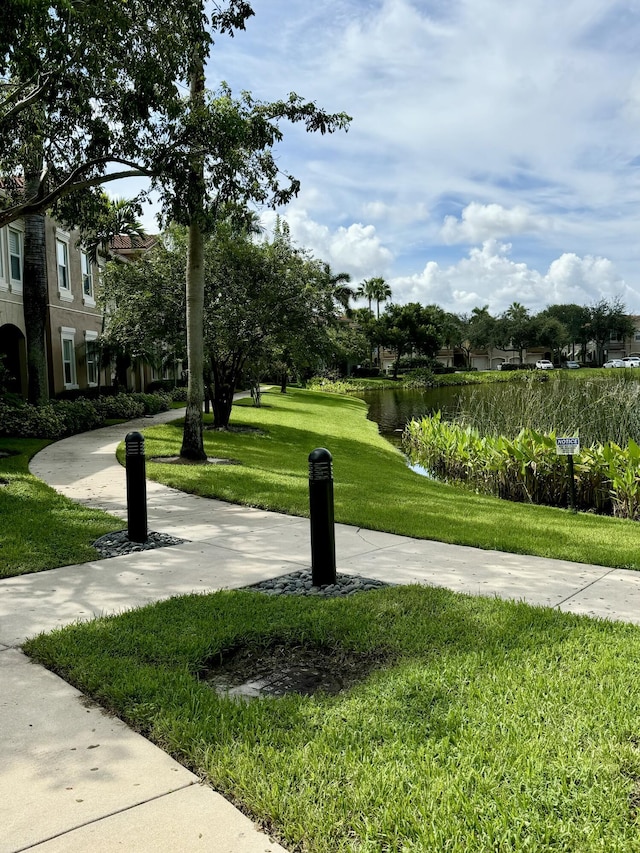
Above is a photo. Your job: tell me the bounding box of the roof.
[110,234,157,251]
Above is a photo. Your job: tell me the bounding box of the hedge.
[0,392,171,440]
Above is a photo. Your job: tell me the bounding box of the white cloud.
[441,203,551,244]
[390,240,639,315]
[106,1,640,314]
[260,207,393,280]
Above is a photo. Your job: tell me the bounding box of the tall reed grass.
[453,372,640,446]
[403,374,640,519]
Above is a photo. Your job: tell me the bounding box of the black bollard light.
[308,447,336,586]
[125,431,148,543]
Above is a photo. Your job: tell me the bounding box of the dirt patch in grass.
[200,640,388,699]
[204,424,267,435]
[150,456,242,466]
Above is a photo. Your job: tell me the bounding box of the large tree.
[541,304,590,361]
[0,0,230,224]
[467,306,498,368]
[531,312,570,363]
[377,303,446,380]
[101,222,343,428]
[496,302,535,364]
[357,276,392,318]
[3,1,350,454]
[100,228,186,377]
[585,298,635,366]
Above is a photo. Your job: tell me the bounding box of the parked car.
[535,360,554,370]
[564,361,581,369]
[622,357,640,367]
[603,359,626,368]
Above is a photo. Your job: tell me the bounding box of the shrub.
[0,399,101,438]
[403,368,435,388]
[146,379,186,394]
[351,366,380,378]
[130,392,171,415]
[169,386,188,403]
[54,399,103,434]
[0,391,172,439]
[0,402,66,438]
[92,393,145,421]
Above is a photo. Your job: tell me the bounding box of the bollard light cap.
[125,431,145,455]
[308,447,332,463]
[308,447,333,481]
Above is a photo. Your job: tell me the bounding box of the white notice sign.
[556,437,580,455]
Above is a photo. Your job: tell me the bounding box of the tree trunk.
[392,352,401,380]
[211,361,236,429]
[180,59,207,460]
[22,144,49,405]
[180,219,206,458]
[22,206,49,404]
[280,370,287,393]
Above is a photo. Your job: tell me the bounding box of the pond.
[357,386,478,477]
[357,386,478,437]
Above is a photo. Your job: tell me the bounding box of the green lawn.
[0,438,123,577]
[24,584,640,852]
[137,387,640,569]
[16,384,640,850]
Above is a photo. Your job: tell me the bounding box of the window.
[81,250,94,303]
[8,227,22,286]
[85,331,99,386]
[60,327,77,389]
[57,238,70,292]
[0,229,6,289]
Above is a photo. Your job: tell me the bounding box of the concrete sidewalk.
[3,407,640,852]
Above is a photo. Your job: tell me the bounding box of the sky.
[122,0,640,316]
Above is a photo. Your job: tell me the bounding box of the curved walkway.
[3,407,640,851]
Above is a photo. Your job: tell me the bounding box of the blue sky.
[127,0,640,315]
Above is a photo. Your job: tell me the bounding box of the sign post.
[556,437,580,513]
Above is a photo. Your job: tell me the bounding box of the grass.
[137,387,640,569]
[24,584,640,852]
[0,437,123,577]
[453,371,640,446]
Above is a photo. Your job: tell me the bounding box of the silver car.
[603,359,626,368]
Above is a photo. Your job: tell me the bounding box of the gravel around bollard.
[93,530,188,557]
[241,570,393,598]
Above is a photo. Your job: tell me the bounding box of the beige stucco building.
[0,217,103,398]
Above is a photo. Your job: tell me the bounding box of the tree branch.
[0,163,154,227]
[0,74,52,128]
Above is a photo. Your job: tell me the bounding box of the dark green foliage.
[0,392,171,438]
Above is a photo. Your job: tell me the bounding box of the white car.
[622,357,640,367]
[603,359,626,368]
[535,360,554,370]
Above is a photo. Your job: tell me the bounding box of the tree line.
[347,297,636,377]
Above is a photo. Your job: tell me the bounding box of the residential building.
[0,216,104,398]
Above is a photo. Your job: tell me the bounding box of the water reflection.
[357,387,460,478]
[358,386,472,436]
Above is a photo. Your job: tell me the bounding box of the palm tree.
[84,195,147,264]
[357,276,391,317]
[357,277,392,368]
[356,277,377,312]
[326,266,354,312]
